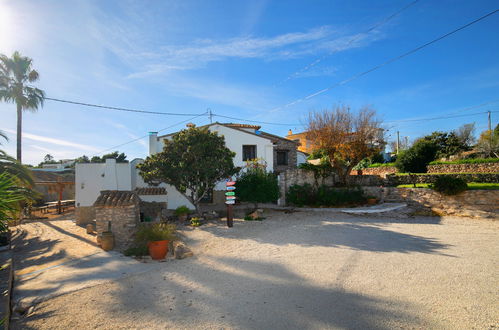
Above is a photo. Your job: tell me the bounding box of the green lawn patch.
[396,183,499,190]
[429,158,499,165]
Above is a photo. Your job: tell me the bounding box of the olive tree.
[138,127,237,214]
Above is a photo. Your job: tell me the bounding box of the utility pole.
[404,136,409,150]
[396,131,400,154]
[488,111,492,152]
[208,108,213,124]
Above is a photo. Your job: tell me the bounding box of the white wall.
[297,152,308,166]
[75,159,132,207]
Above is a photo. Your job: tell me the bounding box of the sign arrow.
[226,181,236,186]
[225,192,235,196]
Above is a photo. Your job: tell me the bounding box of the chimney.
[149,132,158,155]
[288,129,293,136]
[186,123,195,128]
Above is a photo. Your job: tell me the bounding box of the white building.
[75,123,298,224]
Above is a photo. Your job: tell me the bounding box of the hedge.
[368,162,395,168]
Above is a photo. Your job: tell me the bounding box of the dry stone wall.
[427,162,499,173]
[361,186,498,219]
[95,205,139,251]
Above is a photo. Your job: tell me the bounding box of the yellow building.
[285,129,315,154]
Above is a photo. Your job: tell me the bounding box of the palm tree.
[0,51,45,163]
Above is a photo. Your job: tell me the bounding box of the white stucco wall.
[75,159,132,207]
[297,151,308,166]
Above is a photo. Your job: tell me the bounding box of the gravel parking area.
[11,210,499,329]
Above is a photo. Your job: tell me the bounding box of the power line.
[93,112,207,155]
[45,97,204,116]
[276,0,420,86]
[268,9,499,113]
[387,110,499,124]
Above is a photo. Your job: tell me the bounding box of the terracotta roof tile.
[135,187,167,195]
[93,190,139,207]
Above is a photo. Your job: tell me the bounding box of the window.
[242,145,257,161]
[276,150,288,166]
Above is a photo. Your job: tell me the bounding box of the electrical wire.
[268,9,499,113]
[275,0,420,86]
[45,97,204,116]
[93,112,207,155]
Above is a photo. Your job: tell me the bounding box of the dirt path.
[11,211,499,329]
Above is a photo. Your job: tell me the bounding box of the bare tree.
[306,106,384,185]
[454,123,476,147]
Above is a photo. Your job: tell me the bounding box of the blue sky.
[0,0,498,165]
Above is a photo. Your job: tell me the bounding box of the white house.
[75,122,298,224]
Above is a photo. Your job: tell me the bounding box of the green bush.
[237,167,279,204]
[395,140,438,173]
[174,205,191,216]
[123,244,149,257]
[430,176,468,195]
[286,184,365,207]
[368,162,395,168]
[286,183,316,207]
[136,223,177,242]
[429,158,499,165]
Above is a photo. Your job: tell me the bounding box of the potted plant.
[175,205,191,223]
[136,223,177,260]
[366,196,377,205]
[190,217,202,227]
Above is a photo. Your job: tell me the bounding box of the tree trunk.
[16,103,22,163]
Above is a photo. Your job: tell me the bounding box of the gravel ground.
[11,210,499,330]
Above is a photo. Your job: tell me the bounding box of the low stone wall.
[351,166,397,178]
[427,162,499,173]
[389,173,499,185]
[75,206,95,225]
[361,187,498,219]
[95,205,139,251]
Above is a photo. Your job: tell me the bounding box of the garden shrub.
[286,183,315,207]
[368,162,395,168]
[395,140,438,173]
[430,176,468,195]
[286,184,365,207]
[237,167,279,204]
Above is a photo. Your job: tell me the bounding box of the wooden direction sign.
[225,192,235,196]
[225,200,236,205]
[226,181,236,186]
[226,186,236,191]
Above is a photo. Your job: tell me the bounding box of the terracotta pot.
[367,198,377,205]
[86,224,94,234]
[148,240,169,260]
[100,231,114,251]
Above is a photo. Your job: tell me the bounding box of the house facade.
[75,122,299,223]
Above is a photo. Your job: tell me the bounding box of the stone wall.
[95,205,139,251]
[427,162,499,173]
[75,206,95,225]
[272,138,298,174]
[139,201,167,222]
[388,173,499,185]
[360,186,498,219]
[351,166,397,178]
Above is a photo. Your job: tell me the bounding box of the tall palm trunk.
[16,103,22,162]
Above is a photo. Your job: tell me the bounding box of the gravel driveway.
[12,210,499,329]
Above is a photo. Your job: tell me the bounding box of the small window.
[242,145,257,161]
[276,150,288,166]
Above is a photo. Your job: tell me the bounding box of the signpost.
[225,180,236,227]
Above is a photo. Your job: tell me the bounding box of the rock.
[173,241,194,259]
[248,211,260,220]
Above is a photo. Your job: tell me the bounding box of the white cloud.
[127,27,381,78]
[4,129,99,152]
